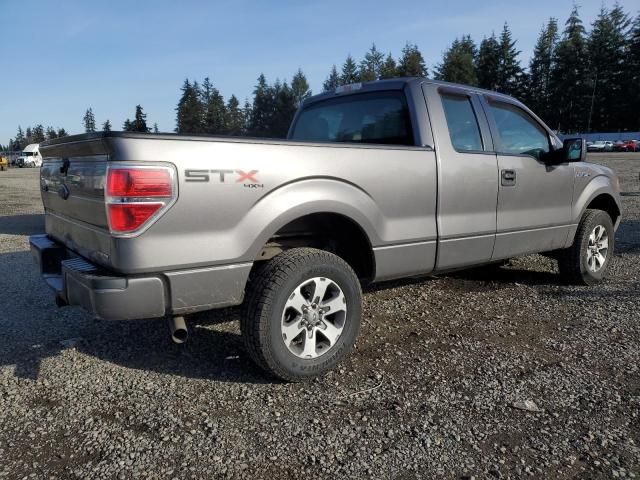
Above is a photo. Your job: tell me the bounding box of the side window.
[488,101,550,160]
[290,91,414,146]
[441,94,484,152]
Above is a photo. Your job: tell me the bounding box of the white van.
[17,144,42,168]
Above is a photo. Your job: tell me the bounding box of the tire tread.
[241,248,360,381]
[557,209,613,285]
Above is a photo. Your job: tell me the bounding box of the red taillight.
[107,203,163,233]
[107,168,172,197]
[105,165,176,235]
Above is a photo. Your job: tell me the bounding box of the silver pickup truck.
[30,78,621,381]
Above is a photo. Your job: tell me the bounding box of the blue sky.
[1,0,638,144]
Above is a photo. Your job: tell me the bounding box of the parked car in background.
[587,140,614,152]
[621,139,639,152]
[613,140,625,151]
[17,144,42,168]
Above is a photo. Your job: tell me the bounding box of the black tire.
[241,247,362,382]
[557,209,615,285]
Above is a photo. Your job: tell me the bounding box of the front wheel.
[241,248,362,382]
[557,209,615,285]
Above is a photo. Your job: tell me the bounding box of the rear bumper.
[29,234,251,320]
[30,235,166,320]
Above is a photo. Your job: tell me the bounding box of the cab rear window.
[290,91,414,146]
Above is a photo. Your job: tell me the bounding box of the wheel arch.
[573,176,622,228]
[585,193,621,227]
[243,179,382,281]
[255,211,376,282]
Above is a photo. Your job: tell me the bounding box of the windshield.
[290,91,414,146]
[22,151,34,156]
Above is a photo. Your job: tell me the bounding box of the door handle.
[501,169,516,186]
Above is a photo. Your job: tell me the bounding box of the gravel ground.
[0,154,638,479]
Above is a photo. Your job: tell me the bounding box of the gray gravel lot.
[0,154,639,479]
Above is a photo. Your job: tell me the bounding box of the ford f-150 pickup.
[30,78,622,381]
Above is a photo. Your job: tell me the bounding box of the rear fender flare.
[236,178,383,262]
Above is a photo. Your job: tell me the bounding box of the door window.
[441,94,484,152]
[488,101,550,160]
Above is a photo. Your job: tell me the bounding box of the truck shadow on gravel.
[615,219,640,254]
[0,250,270,384]
[1,218,637,383]
[0,214,44,235]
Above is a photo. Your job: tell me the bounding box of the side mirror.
[563,137,586,162]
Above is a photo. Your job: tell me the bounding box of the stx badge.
[185,169,263,188]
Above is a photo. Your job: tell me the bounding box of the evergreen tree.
[83,108,96,133]
[323,65,341,91]
[379,53,398,79]
[250,74,276,137]
[242,100,253,135]
[549,6,590,132]
[341,55,360,84]
[224,95,244,135]
[434,35,478,85]
[272,80,297,138]
[123,119,133,131]
[477,34,501,90]
[25,127,33,144]
[175,79,204,134]
[291,68,311,108]
[46,127,58,140]
[32,125,46,143]
[624,13,640,130]
[57,128,68,138]
[201,77,213,105]
[102,120,112,132]
[14,126,25,149]
[586,5,630,132]
[495,23,525,96]
[397,43,427,77]
[359,44,385,81]
[202,77,226,135]
[527,19,559,122]
[129,105,150,132]
[153,123,159,133]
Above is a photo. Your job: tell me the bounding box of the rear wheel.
[557,209,614,285]
[241,248,362,382]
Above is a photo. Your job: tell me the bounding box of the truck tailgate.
[39,135,113,266]
[41,156,109,228]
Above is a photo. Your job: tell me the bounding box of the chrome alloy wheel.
[281,277,347,359]
[586,224,609,273]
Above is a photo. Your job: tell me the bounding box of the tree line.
[175,71,312,137]
[174,44,426,138]
[175,4,639,137]
[5,3,639,150]
[4,104,157,151]
[2,125,69,151]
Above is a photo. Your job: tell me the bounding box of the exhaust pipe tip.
[55,295,68,308]
[169,316,188,344]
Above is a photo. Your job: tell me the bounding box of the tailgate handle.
[60,158,70,175]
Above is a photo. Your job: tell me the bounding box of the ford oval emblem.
[58,184,70,200]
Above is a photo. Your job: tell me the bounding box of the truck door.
[481,96,574,260]
[422,84,499,270]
